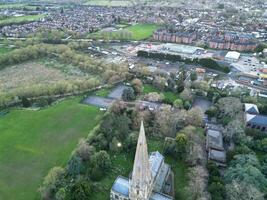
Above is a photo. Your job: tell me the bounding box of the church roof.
[150,192,173,200]
[131,121,152,186]
[149,151,164,178]
[111,176,129,197]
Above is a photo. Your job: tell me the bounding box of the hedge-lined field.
[0,98,103,200]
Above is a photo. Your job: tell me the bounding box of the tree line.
[137,50,230,73]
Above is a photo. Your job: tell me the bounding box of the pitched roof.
[131,121,152,188]
[245,114,267,127]
[244,103,259,114]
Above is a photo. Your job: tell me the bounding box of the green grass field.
[92,138,188,200]
[95,88,111,97]
[0,3,26,9]
[144,84,179,103]
[0,97,103,200]
[85,0,133,6]
[125,24,160,40]
[88,23,160,41]
[0,14,45,26]
[0,46,13,54]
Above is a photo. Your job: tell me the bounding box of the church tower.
[129,121,153,200]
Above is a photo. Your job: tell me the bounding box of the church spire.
[129,121,152,200]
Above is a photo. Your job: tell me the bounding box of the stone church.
[110,121,174,200]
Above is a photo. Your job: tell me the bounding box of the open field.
[88,23,160,41]
[125,24,160,40]
[84,0,185,7]
[0,3,26,9]
[85,0,134,6]
[92,138,188,200]
[0,14,45,26]
[0,97,103,200]
[0,61,89,93]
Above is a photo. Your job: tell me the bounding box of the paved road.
[82,96,114,108]
[108,85,130,99]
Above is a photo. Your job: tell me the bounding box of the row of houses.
[153,30,197,44]
[208,39,257,51]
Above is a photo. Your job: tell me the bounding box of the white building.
[225,51,241,62]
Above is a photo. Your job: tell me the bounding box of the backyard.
[0,97,103,200]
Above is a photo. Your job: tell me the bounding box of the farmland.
[0,97,103,200]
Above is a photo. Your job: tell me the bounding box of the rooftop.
[225,51,241,60]
[244,103,259,114]
[206,129,224,151]
[245,113,267,127]
[111,176,129,197]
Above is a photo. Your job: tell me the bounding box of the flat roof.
[159,43,204,55]
[206,129,224,150]
[225,51,240,60]
[209,149,226,163]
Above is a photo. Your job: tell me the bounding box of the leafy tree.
[175,133,188,159]
[67,155,84,176]
[122,87,135,101]
[76,139,95,162]
[69,180,92,200]
[55,188,66,200]
[131,78,143,94]
[180,88,193,102]
[225,181,264,200]
[39,167,65,200]
[173,98,183,109]
[224,154,267,192]
[91,150,111,172]
[190,71,197,81]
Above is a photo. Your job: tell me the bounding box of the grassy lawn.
[0,3,26,9]
[143,84,179,103]
[0,46,13,54]
[0,14,45,26]
[85,0,133,6]
[95,88,111,97]
[125,24,160,40]
[88,23,160,41]
[92,137,188,200]
[0,97,103,200]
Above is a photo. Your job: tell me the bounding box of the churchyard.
[91,138,189,200]
[0,97,103,200]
